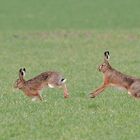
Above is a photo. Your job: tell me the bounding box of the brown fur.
[14,68,69,101]
[90,51,140,99]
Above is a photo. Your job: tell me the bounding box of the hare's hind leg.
[129,83,140,98]
[128,88,140,98]
[62,84,69,98]
[132,92,140,98]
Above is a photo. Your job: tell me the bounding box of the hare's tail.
[61,78,67,83]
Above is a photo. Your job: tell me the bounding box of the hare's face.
[14,79,24,89]
[98,62,109,73]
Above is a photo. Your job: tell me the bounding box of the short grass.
[1,30,140,140]
[0,0,140,31]
[0,0,140,140]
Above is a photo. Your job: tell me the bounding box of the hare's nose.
[98,65,101,71]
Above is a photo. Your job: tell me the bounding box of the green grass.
[0,0,140,31]
[0,0,140,140]
[1,31,140,140]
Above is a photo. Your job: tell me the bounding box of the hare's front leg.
[31,95,42,101]
[38,94,43,101]
[31,91,43,101]
[90,84,106,98]
[62,84,69,98]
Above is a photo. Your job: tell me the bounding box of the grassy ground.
[0,0,140,31]
[0,0,140,140]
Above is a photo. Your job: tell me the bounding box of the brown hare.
[90,51,140,99]
[14,68,69,101]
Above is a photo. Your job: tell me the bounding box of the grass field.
[0,0,140,140]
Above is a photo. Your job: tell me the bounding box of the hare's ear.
[104,51,110,61]
[23,68,26,75]
[19,68,26,79]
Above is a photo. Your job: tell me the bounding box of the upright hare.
[14,68,69,101]
[90,51,140,99]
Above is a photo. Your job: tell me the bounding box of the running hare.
[90,51,140,99]
[14,68,69,101]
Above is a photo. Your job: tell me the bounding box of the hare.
[14,68,69,101]
[90,51,140,99]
